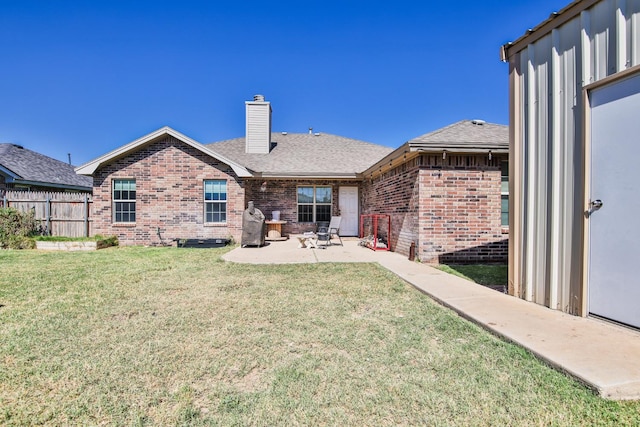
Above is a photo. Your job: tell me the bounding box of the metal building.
[501,0,640,328]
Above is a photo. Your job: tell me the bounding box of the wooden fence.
[1,191,93,237]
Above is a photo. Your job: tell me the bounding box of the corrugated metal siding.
[508,0,640,315]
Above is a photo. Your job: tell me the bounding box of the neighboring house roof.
[76,126,252,178]
[364,120,509,176]
[0,143,93,191]
[207,132,394,178]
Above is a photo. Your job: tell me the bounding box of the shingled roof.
[0,143,92,191]
[363,120,508,177]
[407,120,508,153]
[207,132,394,178]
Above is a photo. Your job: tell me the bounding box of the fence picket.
[0,190,93,237]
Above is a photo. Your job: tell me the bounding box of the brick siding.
[244,179,361,236]
[363,154,508,264]
[92,136,245,246]
[89,137,508,258]
[362,159,420,254]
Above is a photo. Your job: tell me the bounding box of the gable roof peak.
[75,126,252,178]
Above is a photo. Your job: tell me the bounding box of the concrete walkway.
[223,238,640,400]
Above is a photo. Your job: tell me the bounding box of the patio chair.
[316,225,330,249]
[328,216,343,246]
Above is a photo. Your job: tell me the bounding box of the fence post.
[45,195,51,235]
[84,195,89,237]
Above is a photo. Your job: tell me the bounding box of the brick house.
[361,121,508,263]
[77,95,508,263]
[75,127,252,245]
[0,143,92,193]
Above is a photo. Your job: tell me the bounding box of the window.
[113,179,136,223]
[501,161,509,227]
[204,180,227,223]
[297,186,332,223]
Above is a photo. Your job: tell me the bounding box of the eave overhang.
[500,0,600,61]
[0,164,21,180]
[363,141,507,178]
[75,126,253,178]
[9,179,92,192]
[254,172,360,180]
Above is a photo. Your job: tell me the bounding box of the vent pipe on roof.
[68,153,71,165]
[308,127,313,134]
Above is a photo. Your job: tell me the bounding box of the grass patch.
[437,264,508,287]
[1,248,637,425]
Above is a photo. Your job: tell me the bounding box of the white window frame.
[113,179,136,223]
[204,179,227,224]
[501,161,509,227]
[297,185,332,223]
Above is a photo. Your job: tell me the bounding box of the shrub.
[6,235,36,249]
[0,208,41,249]
[96,235,119,249]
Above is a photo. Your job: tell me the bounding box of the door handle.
[588,199,604,216]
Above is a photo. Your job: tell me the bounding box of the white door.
[338,186,358,236]
[588,71,640,329]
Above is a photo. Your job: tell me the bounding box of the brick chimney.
[245,94,272,154]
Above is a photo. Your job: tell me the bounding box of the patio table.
[296,233,317,249]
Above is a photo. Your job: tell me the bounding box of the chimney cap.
[253,94,265,102]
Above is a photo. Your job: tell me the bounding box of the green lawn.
[0,247,637,425]
[437,264,508,289]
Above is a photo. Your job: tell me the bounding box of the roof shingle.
[408,120,508,153]
[0,143,93,190]
[207,132,393,177]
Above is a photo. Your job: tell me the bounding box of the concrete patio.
[223,237,640,400]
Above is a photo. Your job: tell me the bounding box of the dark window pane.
[205,201,226,223]
[501,196,509,226]
[316,205,331,222]
[298,205,313,222]
[501,161,509,193]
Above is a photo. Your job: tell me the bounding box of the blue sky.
[1,0,570,165]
